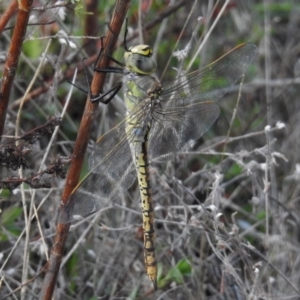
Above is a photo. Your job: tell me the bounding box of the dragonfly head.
[124,45,156,75]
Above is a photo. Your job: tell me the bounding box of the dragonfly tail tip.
[152,278,157,291]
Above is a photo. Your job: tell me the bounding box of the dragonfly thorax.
[124,44,156,75]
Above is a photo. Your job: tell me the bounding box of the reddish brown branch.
[0,0,33,138]
[39,1,131,299]
[0,1,18,34]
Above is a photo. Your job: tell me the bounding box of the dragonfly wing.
[149,101,220,160]
[162,43,257,99]
[59,119,136,223]
[149,43,257,159]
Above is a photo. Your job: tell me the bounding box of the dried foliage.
[1,1,300,300]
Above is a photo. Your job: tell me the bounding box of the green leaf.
[0,207,23,239]
[176,258,192,275]
[158,258,192,288]
[74,0,94,16]
[0,207,22,226]
[23,39,42,58]
[66,252,78,277]
[225,163,243,179]
[256,210,266,220]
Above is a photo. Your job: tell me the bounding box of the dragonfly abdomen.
[133,139,157,289]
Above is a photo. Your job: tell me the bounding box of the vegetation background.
[1,0,300,299]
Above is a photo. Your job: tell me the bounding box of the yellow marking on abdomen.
[135,145,157,289]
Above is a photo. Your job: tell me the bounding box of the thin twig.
[223,74,245,153]
[187,0,230,71]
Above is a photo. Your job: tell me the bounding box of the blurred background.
[1,0,300,299]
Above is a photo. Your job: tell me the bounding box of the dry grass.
[1,1,300,299]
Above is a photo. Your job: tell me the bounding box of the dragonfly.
[60,39,257,289]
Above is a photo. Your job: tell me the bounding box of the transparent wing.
[59,102,151,223]
[149,43,257,159]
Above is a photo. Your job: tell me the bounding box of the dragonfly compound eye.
[125,44,156,75]
[129,45,153,57]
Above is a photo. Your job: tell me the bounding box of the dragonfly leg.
[66,35,124,104]
[67,78,88,95]
[90,82,122,104]
[94,34,124,69]
[93,66,123,74]
[68,52,124,104]
[91,41,125,104]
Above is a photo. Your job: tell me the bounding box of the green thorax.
[123,44,158,114]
